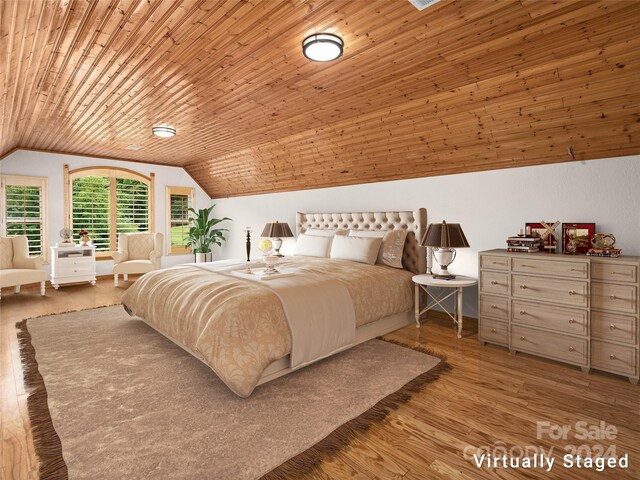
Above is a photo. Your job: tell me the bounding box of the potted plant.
[185,205,231,263]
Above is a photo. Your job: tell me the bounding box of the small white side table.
[412,274,478,338]
[50,245,97,289]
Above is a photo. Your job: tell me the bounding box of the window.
[65,166,154,256]
[166,186,194,254]
[0,175,48,260]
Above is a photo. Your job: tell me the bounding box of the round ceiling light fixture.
[152,125,176,138]
[302,33,343,62]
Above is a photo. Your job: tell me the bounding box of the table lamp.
[420,221,470,279]
[260,221,293,257]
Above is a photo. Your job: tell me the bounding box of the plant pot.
[205,252,212,262]
[195,252,207,263]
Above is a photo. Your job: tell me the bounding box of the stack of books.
[507,236,540,253]
[586,248,622,258]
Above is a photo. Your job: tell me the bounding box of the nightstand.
[412,274,478,338]
[50,245,97,289]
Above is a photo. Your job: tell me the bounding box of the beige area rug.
[17,306,449,480]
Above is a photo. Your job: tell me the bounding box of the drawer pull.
[570,268,584,272]
[610,354,617,360]
[568,290,577,296]
[569,318,576,324]
[519,310,527,315]
[490,304,498,309]
[490,281,499,285]
[519,336,526,341]
[490,328,497,334]
[609,295,617,300]
[610,324,617,330]
[568,347,575,352]
[610,271,626,276]
[521,264,529,267]
[492,261,501,265]
[519,284,527,289]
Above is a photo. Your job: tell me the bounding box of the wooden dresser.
[478,249,639,383]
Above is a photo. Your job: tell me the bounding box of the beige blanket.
[122,257,413,397]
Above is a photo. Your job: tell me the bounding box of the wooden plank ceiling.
[1,0,639,198]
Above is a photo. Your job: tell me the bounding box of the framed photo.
[562,223,595,254]
[525,221,560,253]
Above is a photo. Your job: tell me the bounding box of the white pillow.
[293,234,333,258]
[348,229,407,269]
[330,235,383,265]
[305,228,347,237]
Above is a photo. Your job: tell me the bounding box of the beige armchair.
[0,236,47,299]
[112,232,163,286]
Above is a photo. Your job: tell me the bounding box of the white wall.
[0,150,209,275]
[212,155,640,318]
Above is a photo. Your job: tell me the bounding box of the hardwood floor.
[1,279,638,479]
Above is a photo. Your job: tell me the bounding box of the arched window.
[65,166,154,256]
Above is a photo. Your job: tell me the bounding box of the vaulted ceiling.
[1,0,638,198]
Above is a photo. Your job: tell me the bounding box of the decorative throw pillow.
[305,229,347,237]
[330,235,383,265]
[293,234,333,258]
[348,229,407,269]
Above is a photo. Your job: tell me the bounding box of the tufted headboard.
[296,209,427,274]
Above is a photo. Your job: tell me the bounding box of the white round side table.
[412,274,478,338]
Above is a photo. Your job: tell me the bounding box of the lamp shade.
[261,221,293,238]
[420,221,470,248]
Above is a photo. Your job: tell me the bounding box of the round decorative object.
[591,233,616,249]
[258,238,273,255]
[263,255,280,275]
[59,227,73,242]
[302,33,343,62]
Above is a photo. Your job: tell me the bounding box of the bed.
[121,209,427,397]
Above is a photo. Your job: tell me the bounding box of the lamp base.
[273,237,284,257]
[432,248,457,280]
[432,272,456,280]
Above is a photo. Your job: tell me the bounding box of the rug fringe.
[261,338,451,480]
[22,303,121,321]
[15,320,69,480]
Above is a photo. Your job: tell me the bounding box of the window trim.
[0,174,49,263]
[64,165,155,257]
[166,186,194,255]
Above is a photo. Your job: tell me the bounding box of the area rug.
[17,306,449,480]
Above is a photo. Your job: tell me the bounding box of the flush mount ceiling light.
[302,33,343,62]
[152,125,176,138]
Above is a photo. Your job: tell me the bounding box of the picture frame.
[562,223,595,254]
[525,221,560,253]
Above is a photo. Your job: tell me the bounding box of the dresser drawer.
[511,325,588,366]
[479,318,508,346]
[591,262,637,284]
[480,255,509,271]
[591,340,637,377]
[512,258,588,279]
[512,274,587,307]
[56,257,93,267]
[480,271,509,295]
[591,282,637,314]
[55,264,95,276]
[512,300,588,336]
[479,295,509,321]
[591,312,637,345]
